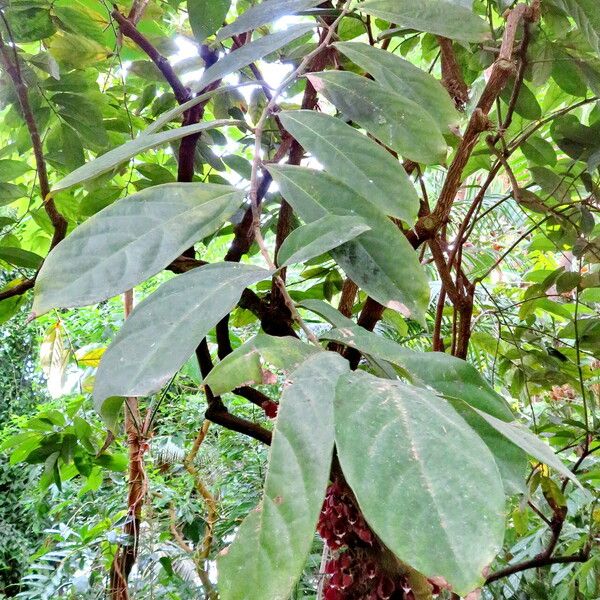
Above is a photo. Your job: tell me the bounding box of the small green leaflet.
[0,159,32,181]
[215,0,323,42]
[335,42,460,133]
[204,333,319,395]
[218,352,348,600]
[277,215,371,267]
[307,71,447,165]
[335,371,505,596]
[268,165,430,322]
[94,263,270,429]
[549,0,600,53]
[192,24,314,93]
[359,0,490,42]
[52,120,244,191]
[32,183,245,316]
[279,110,419,222]
[0,247,44,270]
[188,0,230,43]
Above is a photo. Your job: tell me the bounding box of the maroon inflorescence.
[317,479,407,600]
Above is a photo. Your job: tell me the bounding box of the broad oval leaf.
[335,371,505,596]
[205,333,319,395]
[218,352,349,600]
[321,325,527,493]
[94,263,270,424]
[192,24,315,93]
[33,183,245,316]
[279,110,419,222]
[277,215,371,267]
[268,165,430,322]
[215,0,323,42]
[307,71,447,165]
[188,0,230,43]
[52,120,243,191]
[359,0,490,42]
[334,42,460,132]
[268,165,429,320]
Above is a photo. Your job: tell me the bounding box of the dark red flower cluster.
[261,400,278,419]
[317,479,406,600]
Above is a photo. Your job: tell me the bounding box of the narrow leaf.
[268,165,430,322]
[218,352,349,600]
[335,42,459,132]
[52,120,243,191]
[335,371,505,596]
[473,408,581,486]
[279,110,419,222]
[33,183,245,316]
[359,0,490,42]
[216,0,323,42]
[192,25,314,93]
[308,71,447,164]
[278,215,371,267]
[94,263,269,426]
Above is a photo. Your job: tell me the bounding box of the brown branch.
[485,551,589,585]
[438,37,469,109]
[0,24,67,249]
[408,2,539,248]
[110,291,147,600]
[111,9,189,104]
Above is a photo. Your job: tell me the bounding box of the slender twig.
[0,18,67,249]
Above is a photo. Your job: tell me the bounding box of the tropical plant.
[0,0,598,599]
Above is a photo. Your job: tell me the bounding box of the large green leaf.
[191,25,314,93]
[335,371,505,596]
[359,0,490,42]
[204,333,319,395]
[279,110,419,222]
[268,165,430,322]
[277,215,371,267]
[549,0,600,53]
[94,263,270,425]
[52,120,242,191]
[188,0,230,42]
[321,326,514,421]
[215,0,323,42]
[32,183,245,316]
[334,42,459,132]
[218,352,348,600]
[307,71,447,164]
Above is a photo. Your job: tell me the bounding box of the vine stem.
[247,0,352,346]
